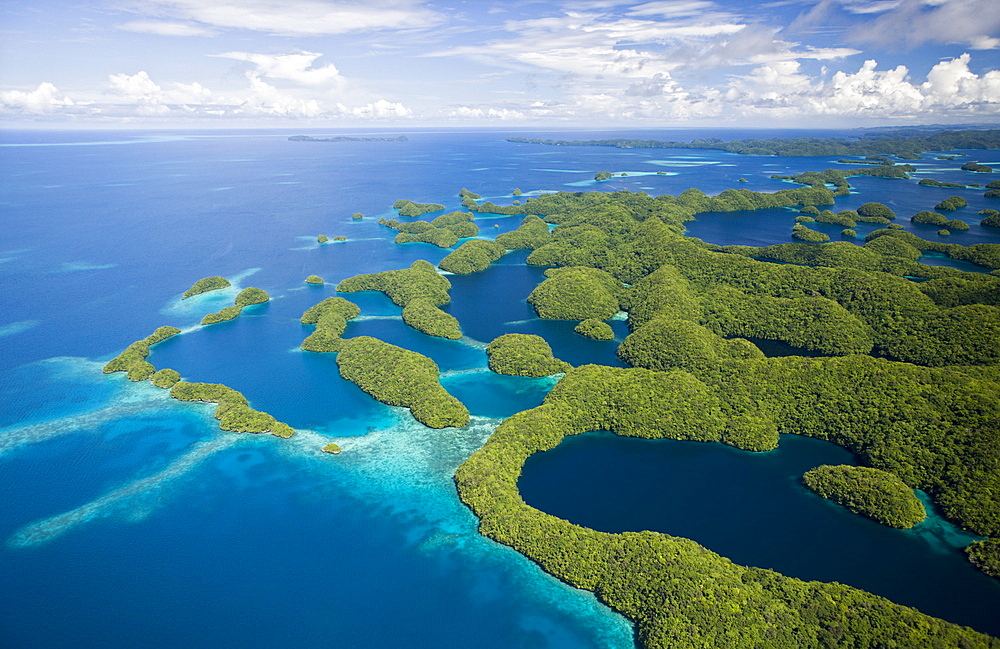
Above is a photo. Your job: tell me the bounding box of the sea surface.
[1,128,998,648]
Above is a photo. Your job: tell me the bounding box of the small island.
[438,239,506,274]
[170,381,294,438]
[936,196,969,211]
[182,276,231,299]
[103,326,182,381]
[486,333,571,377]
[393,199,446,217]
[305,275,324,284]
[802,464,926,529]
[321,442,342,454]
[574,318,614,340]
[318,234,329,243]
[336,336,469,428]
[202,287,270,325]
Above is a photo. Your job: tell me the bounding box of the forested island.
[507,129,1000,157]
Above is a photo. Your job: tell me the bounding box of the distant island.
[289,135,408,142]
[507,129,1000,157]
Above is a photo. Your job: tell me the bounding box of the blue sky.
[1,0,998,127]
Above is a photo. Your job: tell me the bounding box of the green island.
[527,266,623,320]
[962,162,994,173]
[169,381,294,438]
[201,287,270,325]
[791,223,830,242]
[102,326,181,381]
[337,259,450,307]
[574,318,614,340]
[913,210,949,226]
[318,234,329,243]
[402,298,462,340]
[321,442,342,454]
[802,464,926,528]
[305,274,324,284]
[966,539,1000,578]
[389,211,478,247]
[936,196,969,211]
[982,210,1000,227]
[182,276,231,299]
[335,336,468,428]
[813,209,857,227]
[495,214,552,250]
[288,135,408,142]
[393,198,446,217]
[300,296,361,352]
[353,212,364,220]
[438,239,506,274]
[486,333,572,377]
[151,368,181,389]
[986,189,1000,198]
[506,129,1000,157]
[919,178,967,188]
[333,236,346,242]
[594,171,614,181]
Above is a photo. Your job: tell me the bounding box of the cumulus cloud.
[448,106,525,119]
[213,51,343,86]
[118,0,442,36]
[0,83,75,114]
[341,99,413,118]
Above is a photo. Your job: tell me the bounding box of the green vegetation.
[322,442,342,454]
[918,178,966,188]
[594,171,614,181]
[962,162,994,173]
[352,213,363,220]
[800,205,820,215]
[402,298,461,339]
[527,266,622,320]
[507,129,1000,157]
[337,259,451,307]
[865,228,1000,269]
[982,210,1000,227]
[182,276,231,298]
[842,228,857,238]
[170,381,294,438]
[455,361,1000,649]
[103,326,181,381]
[301,297,361,352]
[394,199,446,217]
[333,236,346,242]
[794,215,815,223]
[318,234,329,243]
[438,239,506,274]
[814,209,856,227]
[791,223,830,242]
[495,215,552,250]
[912,211,948,226]
[336,336,468,428]
[966,539,1000,578]
[946,219,970,231]
[513,188,523,196]
[388,211,478,247]
[986,189,1000,198]
[574,318,614,340]
[202,287,270,325]
[486,333,571,377]
[939,229,951,236]
[936,196,968,211]
[802,465,926,528]
[857,202,896,220]
[151,368,181,389]
[305,275,324,284]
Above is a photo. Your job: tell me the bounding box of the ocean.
[1,128,998,648]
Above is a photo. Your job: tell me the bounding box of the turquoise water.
[1,129,998,648]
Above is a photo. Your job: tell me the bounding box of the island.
[393,198,446,217]
[982,210,1000,227]
[802,464,926,528]
[574,318,614,340]
[936,196,969,211]
[486,333,572,377]
[170,381,294,438]
[103,326,182,381]
[402,298,462,340]
[321,442,342,454]
[305,275,324,284]
[300,297,361,352]
[527,266,622,320]
[151,368,181,389]
[182,276,230,298]
[438,239,506,274]
[318,234,329,243]
[335,336,469,428]
[202,287,270,325]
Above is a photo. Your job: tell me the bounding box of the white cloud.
[214,51,343,86]
[109,71,162,101]
[448,106,525,119]
[117,20,216,36]
[843,0,1000,49]
[120,0,442,36]
[0,83,75,114]
[342,99,412,118]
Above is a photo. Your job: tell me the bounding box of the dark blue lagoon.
[519,432,1000,637]
[1,128,998,649]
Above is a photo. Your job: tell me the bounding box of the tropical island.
[182,276,230,298]
[507,129,1000,157]
[802,464,926,528]
[201,287,270,325]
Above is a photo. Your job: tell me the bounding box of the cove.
[519,431,1000,637]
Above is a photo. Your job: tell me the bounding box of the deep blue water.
[1,128,998,648]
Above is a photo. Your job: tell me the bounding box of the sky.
[1,0,999,128]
